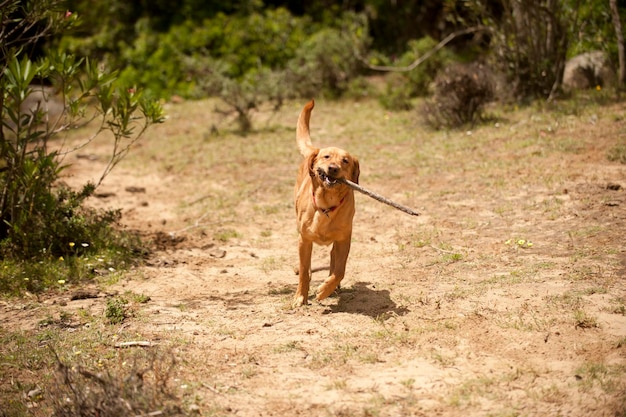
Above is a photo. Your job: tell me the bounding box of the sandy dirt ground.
[2,97,626,416]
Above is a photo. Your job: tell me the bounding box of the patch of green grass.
[580,286,608,296]
[268,285,293,296]
[431,349,456,367]
[369,324,420,347]
[105,296,129,324]
[607,141,626,164]
[444,285,470,301]
[261,256,282,273]
[545,291,583,310]
[448,376,496,407]
[569,226,605,239]
[326,379,348,390]
[479,272,524,288]
[1,322,173,415]
[400,378,416,389]
[574,309,599,329]
[0,235,143,296]
[551,136,585,154]
[273,340,301,353]
[575,362,626,393]
[442,252,463,263]
[307,341,381,370]
[496,309,553,332]
[608,297,626,315]
[214,228,242,242]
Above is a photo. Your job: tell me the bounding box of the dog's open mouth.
[317,168,340,187]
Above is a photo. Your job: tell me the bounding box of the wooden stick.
[338,178,420,216]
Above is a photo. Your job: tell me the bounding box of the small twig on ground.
[168,211,216,236]
[338,178,420,216]
[429,244,458,254]
[201,382,223,395]
[114,341,158,348]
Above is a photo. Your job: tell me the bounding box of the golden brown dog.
[293,100,360,307]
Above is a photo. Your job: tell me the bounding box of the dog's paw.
[292,294,308,308]
[316,279,340,301]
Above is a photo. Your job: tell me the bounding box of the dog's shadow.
[324,281,409,318]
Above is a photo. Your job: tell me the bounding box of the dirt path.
[3,98,626,416]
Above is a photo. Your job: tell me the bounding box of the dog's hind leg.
[316,239,351,301]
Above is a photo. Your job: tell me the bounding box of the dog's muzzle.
[317,168,339,187]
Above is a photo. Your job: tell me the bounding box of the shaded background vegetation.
[55,0,625,104]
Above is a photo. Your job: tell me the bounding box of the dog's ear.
[351,157,360,184]
[307,150,319,178]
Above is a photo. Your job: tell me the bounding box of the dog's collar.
[312,191,345,217]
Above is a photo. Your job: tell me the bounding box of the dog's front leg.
[293,236,313,307]
[316,238,351,301]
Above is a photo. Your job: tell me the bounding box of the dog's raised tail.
[297,99,315,156]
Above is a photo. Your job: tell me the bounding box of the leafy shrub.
[112,8,312,100]
[191,57,289,133]
[116,19,192,99]
[1,56,163,252]
[286,12,370,99]
[1,2,165,294]
[101,8,371,114]
[422,62,495,129]
[188,12,369,131]
[398,37,458,96]
[378,37,457,110]
[378,73,414,111]
[343,76,377,101]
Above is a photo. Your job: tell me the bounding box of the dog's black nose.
[328,164,340,176]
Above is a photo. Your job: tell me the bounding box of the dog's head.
[307,147,360,188]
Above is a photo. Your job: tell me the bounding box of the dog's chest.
[301,211,352,245]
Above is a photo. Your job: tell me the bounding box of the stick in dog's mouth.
[317,168,339,187]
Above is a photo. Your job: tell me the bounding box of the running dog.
[293,100,360,307]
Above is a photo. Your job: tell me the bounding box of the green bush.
[378,37,458,110]
[399,37,458,96]
[187,11,369,131]
[1,1,165,294]
[286,12,370,99]
[70,7,372,107]
[189,55,289,132]
[112,8,312,99]
[378,73,414,111]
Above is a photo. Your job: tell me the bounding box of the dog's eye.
[323,155,330,159]
[342,158,349,164]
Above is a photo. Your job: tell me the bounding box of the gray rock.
[563,51,616,90]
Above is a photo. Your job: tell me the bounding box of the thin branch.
[337,178,420,216]
[357,26,489,73]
